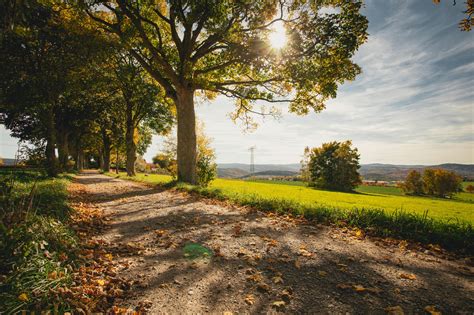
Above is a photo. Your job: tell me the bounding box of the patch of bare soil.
[73,171,474,314]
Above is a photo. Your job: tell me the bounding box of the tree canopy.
[83,0,368,183]
[303,140,361,192]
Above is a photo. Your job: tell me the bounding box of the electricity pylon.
[248,146,256,174]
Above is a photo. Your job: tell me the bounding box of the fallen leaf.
[104,253,113,261]
[272,300,286,308]
[97,279,106,286]
[48,271,58,280]
[353,284,366,292]
[232,224,242,237]
[318,271,327,277]
[237,248,247,257]
[18,293,28,302]
[424,305,441,315]
[281,289,292,301]
[257,283,271,292]
[299,248,313,257]
[428,244,442,252]
[294,259,302,269]
[245,294,255,305]
[246,273,263,283]
[399,273,417,280]
[385,306,404,315]
[399,240,408,250]
[272,276,283,284]
[355,229,364,239]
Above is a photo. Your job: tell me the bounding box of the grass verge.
[107,172,474,254]
[0,169,77,313]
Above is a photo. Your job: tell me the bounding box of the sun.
[268,21,287,49]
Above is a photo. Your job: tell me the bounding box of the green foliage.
[152,153,171,169]
[196,124,217,187]
[196,153,217,187]
[423,168,462,197]
[402,170,424,195]
[305,141,361,191]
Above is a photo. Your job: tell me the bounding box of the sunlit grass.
[109,172,473,224]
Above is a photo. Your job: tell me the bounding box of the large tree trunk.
[74,137,84,172]
[176,88,197,184]
[115,144,119,174]
[45,109,59,177]
[57,131,69,172]
[125,104,136,177]
[101,128,111,172]
[76,149,84,172]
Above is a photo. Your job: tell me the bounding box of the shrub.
[196,124,216,187]
[196,152,216,187]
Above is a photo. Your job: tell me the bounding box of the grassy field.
[250,179,474,203]
[113,173,473,223]
[0,169,77,313]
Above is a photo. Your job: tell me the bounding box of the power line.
[248,146,256,174]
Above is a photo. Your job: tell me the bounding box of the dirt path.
[74,171,473,314]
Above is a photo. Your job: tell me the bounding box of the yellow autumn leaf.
[97,279,106,286]
[104,253,113,261]
[385,305,404,315]
[272,276,283,284]
[294,259,302,269]
[18,293,28,302]
[244,294,255,305]
[399,273,417,280]
[272,300,286,308]
[424,305,441,315]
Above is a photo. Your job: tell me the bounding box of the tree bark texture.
[45,109,59,177]
[125,103,137,177]
[176,87,197,184]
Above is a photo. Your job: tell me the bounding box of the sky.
[1,0,473,165]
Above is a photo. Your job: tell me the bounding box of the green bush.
[196,153,216,187]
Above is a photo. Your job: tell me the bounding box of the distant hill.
[360,163,474,181]
[217,168,249,178]
[218,163,301,173]
[240,170,298,179]
[217,163,474,180]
